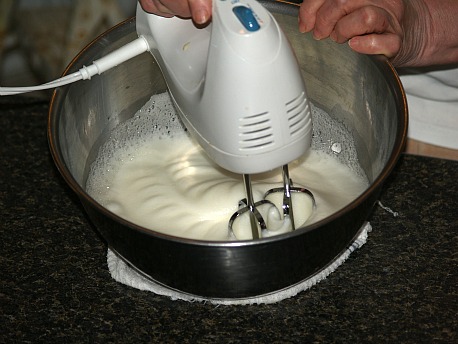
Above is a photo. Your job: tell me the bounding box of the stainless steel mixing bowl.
[48,1,407,299]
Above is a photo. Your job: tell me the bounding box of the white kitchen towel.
[400,66,458,149]
[107,222,371,305]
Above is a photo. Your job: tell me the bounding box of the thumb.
[189,0,212,24]
[348,33,401,59]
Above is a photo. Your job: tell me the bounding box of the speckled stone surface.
[1,96,457,343]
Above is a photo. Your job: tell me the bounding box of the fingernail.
[313,31,323,40]
[348,37,359,49]
[298,17,309,33]
[195,9,209,24]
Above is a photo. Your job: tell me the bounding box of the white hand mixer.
[137,0,314,239]
[1,0,314,239]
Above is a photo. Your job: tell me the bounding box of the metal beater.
[229,165,315,240]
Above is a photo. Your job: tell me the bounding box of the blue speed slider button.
[233,6,260,32]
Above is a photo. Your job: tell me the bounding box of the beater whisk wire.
[281,165,295,231]
[243,174,261,240]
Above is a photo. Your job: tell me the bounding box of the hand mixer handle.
[136,7,210,95]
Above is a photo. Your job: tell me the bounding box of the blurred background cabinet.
[0,0,135,93]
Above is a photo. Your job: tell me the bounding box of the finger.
[138,0,176,16]
[188,0,212,24]
[348,33,401,58]
[157,0,191,17]
[313,0,378,40]
[299,0,327,33]
[313,0,352,39]
[330,6,398,43]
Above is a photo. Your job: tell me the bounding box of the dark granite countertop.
[1,96,457,343]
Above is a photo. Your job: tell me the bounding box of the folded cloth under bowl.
[107,222,372,305]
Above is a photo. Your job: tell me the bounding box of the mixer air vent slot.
[286,92,310,136]
[238,111,274,150]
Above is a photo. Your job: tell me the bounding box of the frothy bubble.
[86,93,189,200]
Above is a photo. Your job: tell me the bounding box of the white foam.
[86,92,368,241]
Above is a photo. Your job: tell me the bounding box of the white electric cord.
[0,36,150,96]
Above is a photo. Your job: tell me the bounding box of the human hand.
[298,0,436,67]
[299,0,405,59]
[138,0,212,24]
